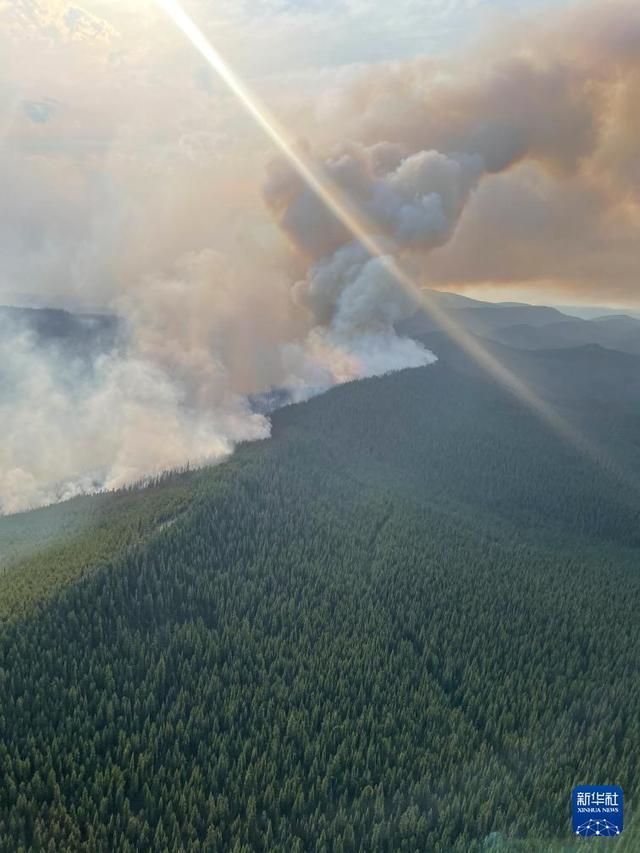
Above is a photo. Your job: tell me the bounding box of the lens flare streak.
[155,0,631,485]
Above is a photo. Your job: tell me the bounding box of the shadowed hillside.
[487,315,640,355]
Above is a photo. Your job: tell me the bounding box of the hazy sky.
[1,0,639,309]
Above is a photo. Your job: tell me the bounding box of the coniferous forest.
[1,350,639,852]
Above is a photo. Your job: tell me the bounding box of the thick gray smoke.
[265,145,484,260]
[314,1,640,300]
[260,0,640,394]
[260,144,487,398]
[281,243,436,402]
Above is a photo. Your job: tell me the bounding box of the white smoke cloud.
[279,242,436,401]
[0,2,526,514]
[282,327,435,403]
[260,143,482,400]
[0,309,270,515]
[0,237,434,513]
[378,150,484,246]
[0,248,281,514]
[293,243,415,331]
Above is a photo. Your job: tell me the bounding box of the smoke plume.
[281,243,436,402]
[315,0,640,301]
[0,256,272,514]
[1,0,639,511]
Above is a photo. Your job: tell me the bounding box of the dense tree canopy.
[0,359,638,851]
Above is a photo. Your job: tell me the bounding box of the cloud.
[292,243,417,329]
[424,164,640,303]
[283,0,640,305]
[2,1,117,45]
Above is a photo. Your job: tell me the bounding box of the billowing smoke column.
[261,144,488,396]
[280,243,437,403]
[260,144,493,397]
[262,0,640,385]
[265,144,485,260]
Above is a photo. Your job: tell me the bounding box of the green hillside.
[0,351,639,851]
[0,473,200,625]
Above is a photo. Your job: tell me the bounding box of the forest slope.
[0,346,639,851]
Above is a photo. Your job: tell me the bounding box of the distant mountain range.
[554,304,640,321]
[3,294,639,363]
[0,305,121,357]
[487,315,640,355]
[400,290,640,356]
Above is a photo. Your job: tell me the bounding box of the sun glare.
[154,0,634,492]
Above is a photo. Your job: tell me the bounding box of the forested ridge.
[0,355,639,851]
